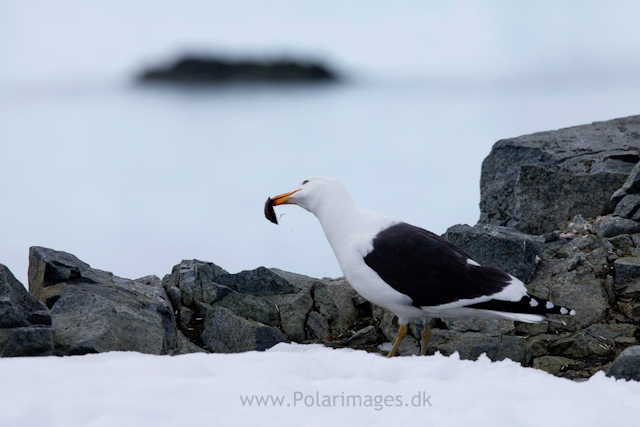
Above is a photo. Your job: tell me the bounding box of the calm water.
[2,1,640,285]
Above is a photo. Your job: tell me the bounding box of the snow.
[1,344,638,427]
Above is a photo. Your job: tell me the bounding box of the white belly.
[338,251,427,324]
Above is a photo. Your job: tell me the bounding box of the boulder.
[526,235,612,331]
[428,331,526,364]
[161,259,228,306]
[442,317,515,335]
[28,247,177,356]
[200,304,287,353]
[479,115,640,234]
[325,325,380,349]
[443,224,545,282]
[525,334,567,365]
[533,356,586,376]
[606,345,640,381]
[514,165,627,235]
[28,246,113,308]
[0,264,53,357]
[614,257,640,284]
[594,216,640,238]
[163,260,320,344]
[306,311,331,340]
[164,260,303,299]
[313,279,359,336]
[215,289,280,327]
[613,194,640,220]
[342,326,379,347]
[263,291,313,342]
[611,161,640,208]
[216,267,303,296]
[549,324,638,360]
[173,330,209,355]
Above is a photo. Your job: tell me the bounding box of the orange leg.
[420,323,432,356]
[386,324,408,358]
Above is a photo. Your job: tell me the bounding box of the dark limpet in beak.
[264,197,278,224]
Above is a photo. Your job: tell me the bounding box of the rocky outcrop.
[139,56,337,84]
[606,346,640,381]
[479,115,640,234]
[0,264,53,357]
[160,259,360,352]
[28,247,177,356]
[5,115,640,382]
[443,224,544,283]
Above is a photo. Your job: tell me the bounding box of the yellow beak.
[265,189,301,224]
[270,189,300,206]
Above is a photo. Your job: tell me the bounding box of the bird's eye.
[302,180,309,185]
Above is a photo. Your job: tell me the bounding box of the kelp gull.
[266,177,575,357]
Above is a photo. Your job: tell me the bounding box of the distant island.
[138,56,338,84]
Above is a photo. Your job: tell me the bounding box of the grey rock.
[443,224,544,282]
[263,291,313,342]
[162,260,230,306]
[326,325,380,349]
[162,259,228,289]
[173,330,209,355]
[165,286,181,311]
[313,279,358,336]
[515,321,550,336]
[514,165,627,235]
[443,317,515,335]
[1,264,51,329]
[306,311,331,340]
[432,332,526,364]
[0,326,54,358]
[395,335,420,356]
[608,234,634,250]
[29,247,177,356]
[269,268,319,291]
[566,215,592,235]
[216,266,302,296]
[595,216,640,238]
[611,161,640,208]
[200,304,286,352]
[0,264,54,357]
[134,275,162,288]
[525,334,567,365]
[179,306,195,329]
[479,115,640,234]
[213,287,280,327]
[344,326,379,347]
[51,279,177,355]
[606,345,640,381]
[28,246,112,308]
[614,281,640,300]
[529,235,611,331]
[351,293,368,306]
[533,356,586,375]
[549,324,637,360]
[372,304,401,342]
[165,260,304,298]
[613,194,640,219]
[618,302,640,323]
[614,257,640,284]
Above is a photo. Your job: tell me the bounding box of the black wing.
[363,222,512,307]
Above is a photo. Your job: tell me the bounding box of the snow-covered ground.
[1,344,638,427]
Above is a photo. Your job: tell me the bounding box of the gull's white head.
[266,177,354,222]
